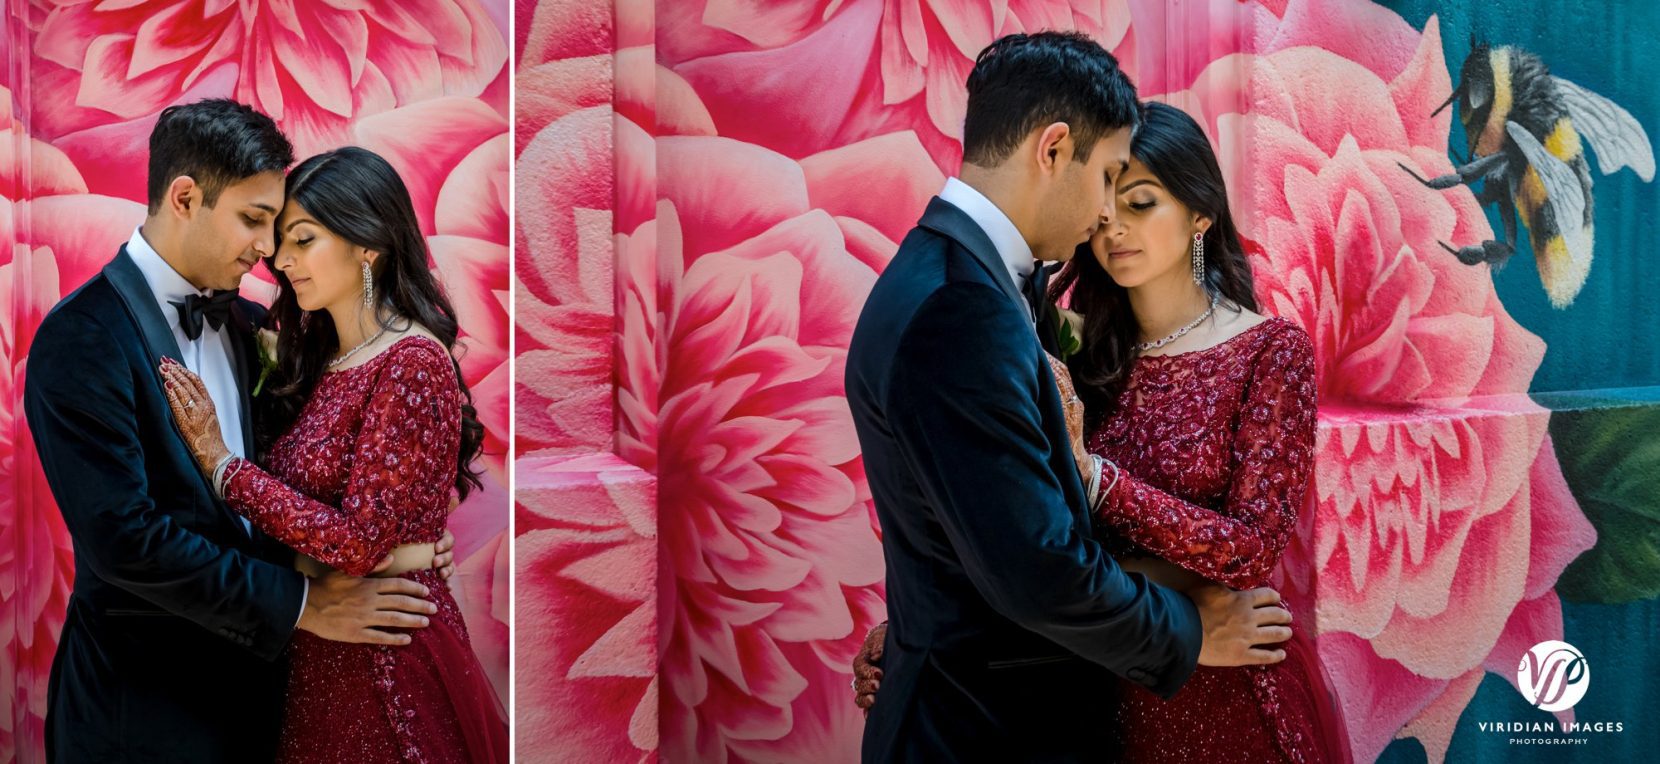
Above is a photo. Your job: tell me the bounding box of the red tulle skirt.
[1114,599,1353,763]
[276,570,507,764]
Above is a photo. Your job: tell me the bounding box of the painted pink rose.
[603,58,943,760]
[1172,14,1596,762]
[512,2,667,755]
[656,0,1415,171]
[26,0,507,155]
[1,88,148,762]
[513,10,676,454]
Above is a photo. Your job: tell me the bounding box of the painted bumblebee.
[1400,40,1654,308]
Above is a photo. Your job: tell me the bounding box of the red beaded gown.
[1083,318,1349,764]
[220,336,507,764]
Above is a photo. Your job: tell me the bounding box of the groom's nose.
[253,229,274,259]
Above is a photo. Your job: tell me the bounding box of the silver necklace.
[328,327,390,369]
[1136,297,1217,352]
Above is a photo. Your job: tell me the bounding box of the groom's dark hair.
[962,31,1138,167]
[146,98,293,214]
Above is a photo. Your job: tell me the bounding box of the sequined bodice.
[224,336,461,577]
[1088,317,1317,591]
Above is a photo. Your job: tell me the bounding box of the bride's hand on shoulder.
[159,358,231,475]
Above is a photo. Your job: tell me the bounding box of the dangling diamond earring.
[1191,231,1205,286]
[361,261,374,309]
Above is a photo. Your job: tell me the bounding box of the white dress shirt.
[938,177,1037,315]
[127,228,248,532]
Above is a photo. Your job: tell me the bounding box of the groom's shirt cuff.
[295,577,309,628]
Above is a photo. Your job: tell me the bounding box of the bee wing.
[1552,76,1656,181]
[1507,121,1594,294]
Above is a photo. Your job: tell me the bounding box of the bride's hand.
[1044,354,1093,485]
[160,359,231,476]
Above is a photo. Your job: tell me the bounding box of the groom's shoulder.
[31,274,130,378]
[34,272,141,355]
[40,271,120,334]
[889,223,1001,291]
[871,232,1025,342]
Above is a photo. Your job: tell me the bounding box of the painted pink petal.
[702,0,841,49]
[800,131,945,245]
[1388,17,1456,152]
[1482,591,1575,728]
[354,96,506,235]
[1398,668,1485,763]
[1320,631,1449,763]
[674,0,882,158]
[658,138,810,261]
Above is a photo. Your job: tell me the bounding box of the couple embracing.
[848,31,1351,763]
[28,99,507,763]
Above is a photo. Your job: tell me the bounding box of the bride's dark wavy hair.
[1049,101,1258,419]
[254,146,485,500]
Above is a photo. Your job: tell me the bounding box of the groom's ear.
[1034,122,1073,175]
[166,176,201,218]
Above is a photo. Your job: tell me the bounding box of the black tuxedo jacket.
[846,198,1202,762]
[25,246,305,762]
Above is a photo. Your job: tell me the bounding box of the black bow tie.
[171,290,238,341]
[1021,262,1049,323]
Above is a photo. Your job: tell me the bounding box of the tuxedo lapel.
[1032,264,1061,358]
[104,247,246,533]
[224,303,257,457]
[103,246,185,373]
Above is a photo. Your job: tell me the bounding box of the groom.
[847,32,1292,762]
[26,99,453,763]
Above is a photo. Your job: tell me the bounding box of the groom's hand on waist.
[1191,584,1293,667]
[296,559,438,646]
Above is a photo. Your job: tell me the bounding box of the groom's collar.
[126,226,209,308]
[917,191,1027,314]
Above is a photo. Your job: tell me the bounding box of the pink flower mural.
[2,3,511,760]
[659,0,1133,173]
[1,86,151,762]
[516,452,659,762]
[1158,2,1597,759]
[519,0,1599,761]
[516,1,934,754]
[639,124,937,761]
[512,2,657,758]
[27,0,507,155]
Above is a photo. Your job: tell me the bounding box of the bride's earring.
[1191,231,1205,286]
[361,261,374,309]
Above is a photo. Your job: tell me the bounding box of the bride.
[163,146,508,763]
